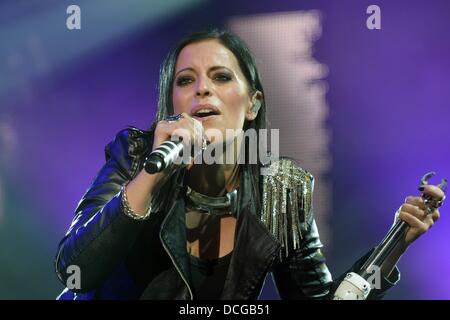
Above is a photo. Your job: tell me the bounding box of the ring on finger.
[165,113,184,123]
[425,206,435,215]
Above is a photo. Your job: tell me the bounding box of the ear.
[245,90,263,121]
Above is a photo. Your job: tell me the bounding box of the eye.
[175,76,193,86]
[214,73,232,82]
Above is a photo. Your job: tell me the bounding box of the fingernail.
[418,186,425,191]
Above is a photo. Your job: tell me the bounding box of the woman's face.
[172,39,258,144]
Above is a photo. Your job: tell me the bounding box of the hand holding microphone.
[145,113,207,174]
[121,113,204,219]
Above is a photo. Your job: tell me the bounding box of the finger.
[192,117,205,148]
[426,209,441,222]
[405,196,426,210]
[400,203,427,220]
[178,113,204,148]
[153,121,178,148]
[171,127,192,144]
[422,212,437,229]
[420,184,446,201]
[431,209,440,222]
[399,211,429,232]
[170,114,197,142]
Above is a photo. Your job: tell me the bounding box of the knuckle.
[398,211,408,220]
[414,206,424,216]
[172,127,188,139]
[433,211,440,221]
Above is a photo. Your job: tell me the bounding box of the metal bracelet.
[120,183,152,220]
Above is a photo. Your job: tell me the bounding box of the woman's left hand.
[399,184,445,247]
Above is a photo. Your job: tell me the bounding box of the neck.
[186,162,240,197]
[186,136,244,196]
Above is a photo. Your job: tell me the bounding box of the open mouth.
[191,105,221,120]
[192,109,220,118]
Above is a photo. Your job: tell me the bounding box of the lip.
[191,114,220,122]
[190,104,221,117]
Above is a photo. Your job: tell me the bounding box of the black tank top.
[189,252,232,300]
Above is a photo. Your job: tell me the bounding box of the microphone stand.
[333,172,447,300]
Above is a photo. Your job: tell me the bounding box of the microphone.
[144,140,186,174]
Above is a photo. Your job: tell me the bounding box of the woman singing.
[55,29,444,300]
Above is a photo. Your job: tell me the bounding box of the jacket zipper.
[249,209,281,300]
[133,141,192,301]
[159,202,194,300]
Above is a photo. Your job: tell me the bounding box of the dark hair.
[151,29,268,212]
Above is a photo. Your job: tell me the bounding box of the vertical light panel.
[228,11,332,247]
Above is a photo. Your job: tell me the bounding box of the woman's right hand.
[152,112,205,170]
[123,113,205,217]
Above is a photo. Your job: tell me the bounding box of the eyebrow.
[175,65,232,77]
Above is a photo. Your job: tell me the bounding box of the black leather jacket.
[55,127,399,300]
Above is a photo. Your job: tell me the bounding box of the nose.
[195,77,211,98]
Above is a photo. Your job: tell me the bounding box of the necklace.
[185,185,238,216]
